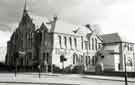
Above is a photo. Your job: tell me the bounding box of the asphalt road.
[0,73,134,85]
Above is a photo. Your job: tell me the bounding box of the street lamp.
[124,43,128,85]
[124,54,128,85]
[85,40,89,71]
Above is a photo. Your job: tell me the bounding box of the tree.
[60,55,67,62]
[60,55,67,72]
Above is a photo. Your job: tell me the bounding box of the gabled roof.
[100,33,126,43]
[75,25,92,36]
[29,13,51,30]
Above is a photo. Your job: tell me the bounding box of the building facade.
[6,3,135,72]
[5,5,102,72]
[98,33,135,72]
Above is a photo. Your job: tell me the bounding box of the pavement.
[0,73,134,85]
[26,72,135,82]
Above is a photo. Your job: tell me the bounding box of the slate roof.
[53,20,77,34]
[100,33,124,43]
[20,11,97,36]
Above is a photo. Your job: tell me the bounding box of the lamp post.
[124,43,128,85]
[85,41,89,71]
[124,54,128,85]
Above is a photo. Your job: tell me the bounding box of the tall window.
[58,36,62,48]
[92,56,96,65]
[81,36,83,50]
[86,56,88,65]
[92,38,94,50]
[69,37,72,49]
[29,32,32,48]
[89,39,91,50]
[85,41,88,50]
[81,55,83,64]
[130,44,133,51]
[64,37,67,48]
[95,38,97,50]
[74,38,77,49]
[73,53,77,64]
[89,56,91,64]
[98,43,101,49]
[73,55,75,64]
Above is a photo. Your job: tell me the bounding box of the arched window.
[89,39,91,50]
[89,56,91,64]
[74,38,77,49]
[92,56,96,65]
[95,38,97,50]
[81,36,83,50]
[69,37,72,49]
[64,37,67,48]
[85,56,88,65]
[92,38,94,50]
[81,55,83,64]
[73,53,77,64]
[58,36,62,48]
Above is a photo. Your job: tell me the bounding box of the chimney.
[85,24,93,32]
[53,16,58,22]
[85,24,91,28]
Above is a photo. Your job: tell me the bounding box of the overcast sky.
[0,0,135,46]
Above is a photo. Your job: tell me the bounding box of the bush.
[71,65,84,73]
[51,65,62,73]
[64,65,72,73]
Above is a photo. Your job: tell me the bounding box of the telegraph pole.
[124,55,128,85]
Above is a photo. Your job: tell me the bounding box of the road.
[0,73,134,85]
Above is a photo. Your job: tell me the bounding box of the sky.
[0,0,135,61]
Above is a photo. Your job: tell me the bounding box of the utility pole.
[124,55,128,85]
[123,43,128,85]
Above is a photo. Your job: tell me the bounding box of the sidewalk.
[0,73,134,84]
[81,74,135,83]
[0,73,80,85]
[21,72,135,82]
[24,72,135,83]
